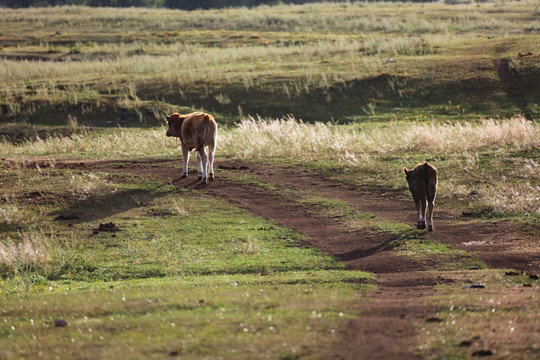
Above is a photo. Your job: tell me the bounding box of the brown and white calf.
[403,162,438,231]
[166,112,217,184]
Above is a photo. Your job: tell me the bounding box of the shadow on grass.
[53,188,171,223]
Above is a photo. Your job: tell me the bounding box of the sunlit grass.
[2,115,539,216]
[2,115,538,158]
[0,128,169,158]
[222,115,539,157]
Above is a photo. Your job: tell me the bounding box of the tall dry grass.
[0,37,391,93]
[1,1,537,36]
[2,115,537,160]
[221,115,539,158]
[0,233,49,274]
[1,0,537,114]
[0,128,169,158]
[401,117,539,152]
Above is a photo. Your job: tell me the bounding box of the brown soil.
[54,158,539,359]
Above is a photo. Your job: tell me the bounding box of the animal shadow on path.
[171,176,209,190]
[335,237,398,262]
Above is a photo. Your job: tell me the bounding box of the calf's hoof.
[417,224,426,230]
[181,174,187,179]
[428,226,433,232]
[200,178,207,184]
[209,174,214,182]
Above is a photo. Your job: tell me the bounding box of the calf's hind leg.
[196,151,203,181]
[197,147,208,184]
[414,196,425,230]
[420,197,427,230]
[181,144,190,178]
[208,143,215,181]
[426,200,434,232]
[426,181,436,232]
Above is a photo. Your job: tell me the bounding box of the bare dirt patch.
[53,158,539,359]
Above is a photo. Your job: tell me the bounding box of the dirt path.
[54,158,539,359]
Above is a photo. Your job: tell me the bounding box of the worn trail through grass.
[51,157,540,359]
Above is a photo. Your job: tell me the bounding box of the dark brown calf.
[166,112,217,184]
[403,162,437,231]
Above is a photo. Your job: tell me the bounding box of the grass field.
[1,1,539,359]
[1,0,539,128]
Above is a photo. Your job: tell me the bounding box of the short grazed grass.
[0,271,372,360]
[398,238,485,271]
[417,270,540,359]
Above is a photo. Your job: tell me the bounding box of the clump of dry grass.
[0,128,170,158]
[0,233,49,273]
[68,172,111,199]
[0,198,26,226]
[220,115,354,160]
[401,116,539,152]
[484,181,540,214]
[0,192,39,230]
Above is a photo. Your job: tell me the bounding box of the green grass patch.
[0,166,342,282]
[397,237,485,271]
[0,270,372,360]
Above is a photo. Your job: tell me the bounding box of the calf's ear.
[402,168,409,176]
